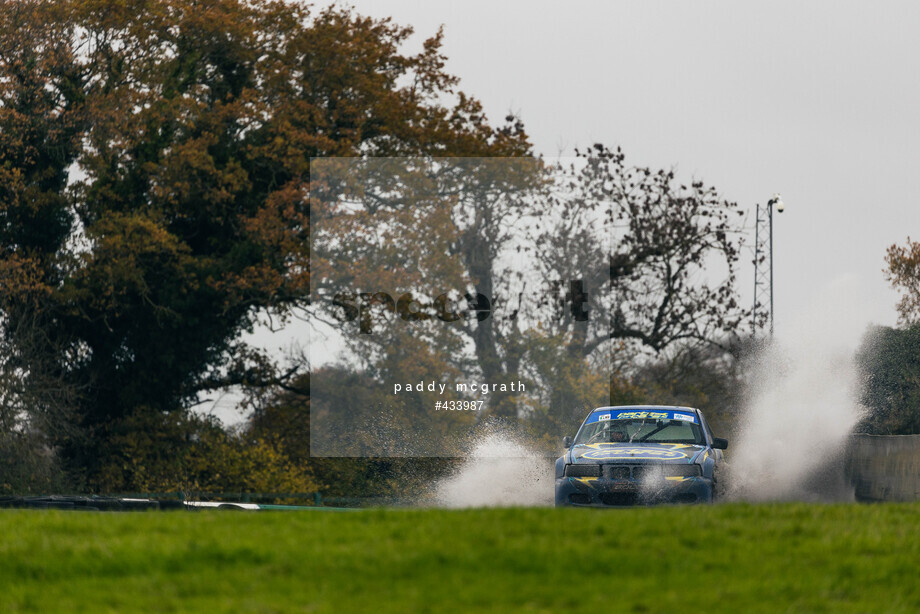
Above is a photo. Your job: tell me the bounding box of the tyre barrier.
[0,494,364,511]
[0,495,165,511]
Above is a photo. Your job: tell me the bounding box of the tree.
[0,0,527,488]
[90,409,319,496]
[537,144,751,357]
[0,309,82,491]
[855,240,920,435]
[519,144,751,437]
[517,329,627,453]
[309,156,537,431]
[856,325,920,435]
[630,341,747,438]
[885,237,920,326]
[310,144,751,441]
[246,372,461,502]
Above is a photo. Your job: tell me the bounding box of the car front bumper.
[554,474,714,507]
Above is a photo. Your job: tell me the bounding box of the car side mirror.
[563,436,572,449]
[711,437,728,450]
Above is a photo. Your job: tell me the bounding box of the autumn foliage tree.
[885,237,920,326]
[0,0,526,489]
[852,238,920,435]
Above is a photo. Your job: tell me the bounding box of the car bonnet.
[569,441,706,464]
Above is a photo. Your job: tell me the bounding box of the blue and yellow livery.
[554,405,728,507]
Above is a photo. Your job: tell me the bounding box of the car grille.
[606,466,631,480]
[603,464,658,481]
[630,465,652,481]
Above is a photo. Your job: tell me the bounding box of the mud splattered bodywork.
[555,406,727,507]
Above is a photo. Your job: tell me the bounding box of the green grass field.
[1,503,918,613]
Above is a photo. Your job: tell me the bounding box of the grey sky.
[319,0,920,337]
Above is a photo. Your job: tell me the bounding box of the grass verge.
[1,503,918,613]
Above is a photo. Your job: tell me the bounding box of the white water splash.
[728,276,869,501]
[433,430,554,508]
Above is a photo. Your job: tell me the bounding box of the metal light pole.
[753,193,784,336]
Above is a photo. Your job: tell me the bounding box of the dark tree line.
[0,0,525,491]
[853,238,920,435]
[2,0,756,494]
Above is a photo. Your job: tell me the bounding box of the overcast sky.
[313,0,920,341]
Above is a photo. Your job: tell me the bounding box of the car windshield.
[574,412,705,446]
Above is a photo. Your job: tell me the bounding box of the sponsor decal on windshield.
[584,409,698,425]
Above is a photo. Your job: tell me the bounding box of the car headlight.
[663,464,702,478]
[564,464,601,477]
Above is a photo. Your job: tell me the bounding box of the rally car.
[555,405,728,507]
